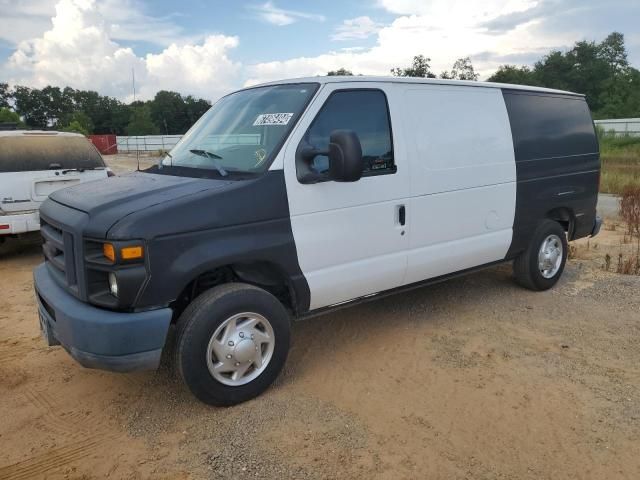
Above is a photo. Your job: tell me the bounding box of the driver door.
[280,83,410,311]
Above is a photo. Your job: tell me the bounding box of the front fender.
[136,218,310,312]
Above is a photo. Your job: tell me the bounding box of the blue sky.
[0,0,638,101]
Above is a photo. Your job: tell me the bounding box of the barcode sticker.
[253,113,294,126]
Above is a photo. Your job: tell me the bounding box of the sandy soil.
[0,167,639,479]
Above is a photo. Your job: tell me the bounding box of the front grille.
[41,218,78,289]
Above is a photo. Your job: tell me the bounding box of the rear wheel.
[513,219,568,291]
[175,283,290,406]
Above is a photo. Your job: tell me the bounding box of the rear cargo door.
[31,169,106,203]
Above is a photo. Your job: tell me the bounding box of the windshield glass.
[161,83,318,174]
[0,134,105,172]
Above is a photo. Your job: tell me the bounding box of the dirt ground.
[1,161,639,479]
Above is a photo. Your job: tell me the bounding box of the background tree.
[62,120,89,136]
[61,111,94,134]
[126,105,160,136]
[327,68,354,76]
[150,90,188,135]
[486,65,535,85]
[0,107,25,127]
[391,55,436,78]
[0,83,10,108]
[487,31,640,118]
[183,95,211,128]
[441,57,479,80]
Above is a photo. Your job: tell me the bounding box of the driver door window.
[302,89,395,177]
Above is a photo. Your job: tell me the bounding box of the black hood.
[50,172,234,238]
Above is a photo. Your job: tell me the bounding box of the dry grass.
[599,135,640,194]
[614,185,640,275]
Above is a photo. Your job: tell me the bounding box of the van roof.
[0,130,86,138]
[252,76,583,97]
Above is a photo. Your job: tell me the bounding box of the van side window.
[303,89,395,177]
[502,91,598,161]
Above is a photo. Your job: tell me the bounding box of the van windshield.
[159,83,318,175]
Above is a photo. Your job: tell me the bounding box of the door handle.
[398,205,406,226]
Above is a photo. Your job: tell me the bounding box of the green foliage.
[487,65,535,85]
[487,32,640,119]
[149,90,211,135]
[126,106,160,136]
[0,83,9,108]
[441,57,479,81]
[597,131,640,194]
[391,55,436,78]
[61,110,94,135]
[0,83,211,135]
[61,120,89,136]
[327,68,354,76]
[0,107,24,127]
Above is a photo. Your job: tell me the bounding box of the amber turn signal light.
[121,246,144,260]
[103,243,116,262]
[103,243,144,262]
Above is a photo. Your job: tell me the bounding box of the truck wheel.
[513,219,568,291]
[175,283,290,406]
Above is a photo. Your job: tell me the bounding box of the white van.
[0,131,111,241]
[34,77,601,406]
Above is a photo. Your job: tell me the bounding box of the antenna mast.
[133,68,140,172]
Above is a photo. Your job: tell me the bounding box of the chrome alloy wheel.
[206,312,275,386]
[538,234,563,279]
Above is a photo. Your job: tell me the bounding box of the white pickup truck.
[0,131,111,240]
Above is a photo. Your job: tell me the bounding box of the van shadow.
[0,233,42,259]
[131,264,531,406]
[281,264,519,384]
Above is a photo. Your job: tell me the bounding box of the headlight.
[108,272,119,297]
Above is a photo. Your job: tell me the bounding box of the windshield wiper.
[189,149,228,177]
[60,167,103,174]
[159,151,172,169]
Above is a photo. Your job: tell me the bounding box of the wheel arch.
[545,207,576,239]
[171,258,302,320]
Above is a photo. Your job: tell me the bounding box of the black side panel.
[502,90,600,258]
[130,171,311,313]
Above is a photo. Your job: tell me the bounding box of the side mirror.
[327,130,363,182]
[296,129,363,184]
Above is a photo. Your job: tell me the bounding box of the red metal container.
[89,134,118,155]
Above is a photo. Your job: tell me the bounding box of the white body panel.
[400,85,516,284]
[280,80,517,311]
[283,82,410,310]
[0,169,107,234]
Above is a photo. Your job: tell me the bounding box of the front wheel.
[513,219,568,291]
[175,283,290,406]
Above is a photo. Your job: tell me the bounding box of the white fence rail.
[594,118,640,136]
[115,134,264,152]
[116,135,183,152]
[117,120,640,152]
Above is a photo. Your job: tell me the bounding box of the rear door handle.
[398,205,406,226]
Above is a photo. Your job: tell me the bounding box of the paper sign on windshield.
[253,113,294,126]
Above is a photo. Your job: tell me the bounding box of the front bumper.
[0,211,40,235]
[34,263,172,372]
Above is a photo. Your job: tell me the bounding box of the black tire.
[513,219,568,291]
[175,283,290,406]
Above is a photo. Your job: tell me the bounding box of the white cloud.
[0,0,190,47]
[3,0,638,103]
[245,0,594,85]
[4,0,241,101]
[249,1,325,26]
[378,0,536,19]
[331,16,382,41]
